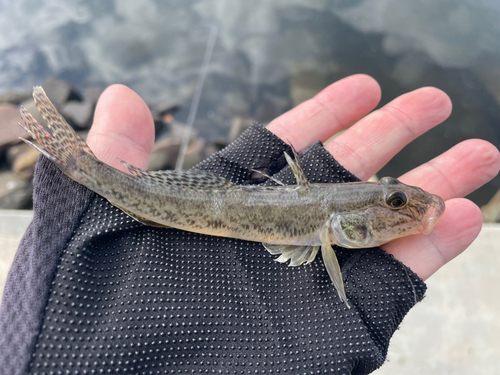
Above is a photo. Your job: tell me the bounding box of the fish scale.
[18,86,445,308]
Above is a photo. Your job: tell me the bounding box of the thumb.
[87,84,154,172]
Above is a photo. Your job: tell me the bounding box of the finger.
[326,87,452,180]
[267,74,381,151]
[87,84,154,172]
[386,139,499,280]
[398,139,500,200]
[382,198,483,280]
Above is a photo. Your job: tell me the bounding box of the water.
[1,0,499,204]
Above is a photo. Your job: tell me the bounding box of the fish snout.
[418,194,446,235]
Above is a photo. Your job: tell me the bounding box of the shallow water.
[1,0,499,204]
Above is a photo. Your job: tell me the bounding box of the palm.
[87,75,500,281]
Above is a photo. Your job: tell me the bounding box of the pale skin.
[87,74,500,281]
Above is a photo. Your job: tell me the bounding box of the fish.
[18,86,445,308]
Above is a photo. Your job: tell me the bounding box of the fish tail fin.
[19,86,95,177]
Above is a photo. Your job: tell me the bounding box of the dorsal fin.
[250,169,286,186]
[284,144,310,190]
[118,159,239,190]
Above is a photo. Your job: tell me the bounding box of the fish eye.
[385,191,408,209]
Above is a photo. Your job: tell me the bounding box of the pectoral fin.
[321,228,350,308]
[263,243,320,266]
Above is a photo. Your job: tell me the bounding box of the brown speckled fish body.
[18,87,446,308]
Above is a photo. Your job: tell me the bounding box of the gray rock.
[0,104,27,148]
[289,70,328,106]
[166,121,198,140]
[0,91,31,105]
[482,188,500,223]
[150,100,180,135]
[229,117,254,142]
[84,86,105,105]
[222,91,251,116]
[59,86,104,130]
[148,137,181,171]
[254,90,292,124]
[8,143,40,178]
[151,99,180,117]
[19,100,45,128]
[0,210,34,303]
[0,171,32,209]
[43,76,82,106]
[182,137,205,170]
[148,119,206,171]
[208,137,229,152]
[61,100,94,129]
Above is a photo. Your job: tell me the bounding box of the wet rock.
[210,137,229,152]
[182,137,205,170]
[162,113,175,124]
[76,130,89,142]
[61,100,94,129]
[289,70,328,106]
[151,119,167,139]
[149,122,205,170]
[167,121,198,140]
[6,142,27,165]
[0,171,32,209]
[222,91,251,116]
[19,100,45,127]
[203,140,224,160]
[9,143,40,178]
[147,119,209,171]
[43,76,82,106]
[84,86,105,105]
[151,100,180,118]
[148,137,181,171]
[254,89,292,124]
[482,188,500,223]
[0,91,31,105]
[150,100,180,138]
[229,117,254,142]
[0,104,26,149]
[61,86,105,130]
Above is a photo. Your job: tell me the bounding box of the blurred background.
[1,1,500,374]
[1,0,500,210]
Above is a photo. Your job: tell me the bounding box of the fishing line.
[175,6,223,170]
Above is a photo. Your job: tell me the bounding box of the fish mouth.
[418,194,446,235]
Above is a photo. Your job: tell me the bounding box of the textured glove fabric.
[0,124,426,375]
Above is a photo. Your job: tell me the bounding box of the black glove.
[0,124,426,375]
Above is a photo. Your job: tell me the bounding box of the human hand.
[87,75,500,281]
